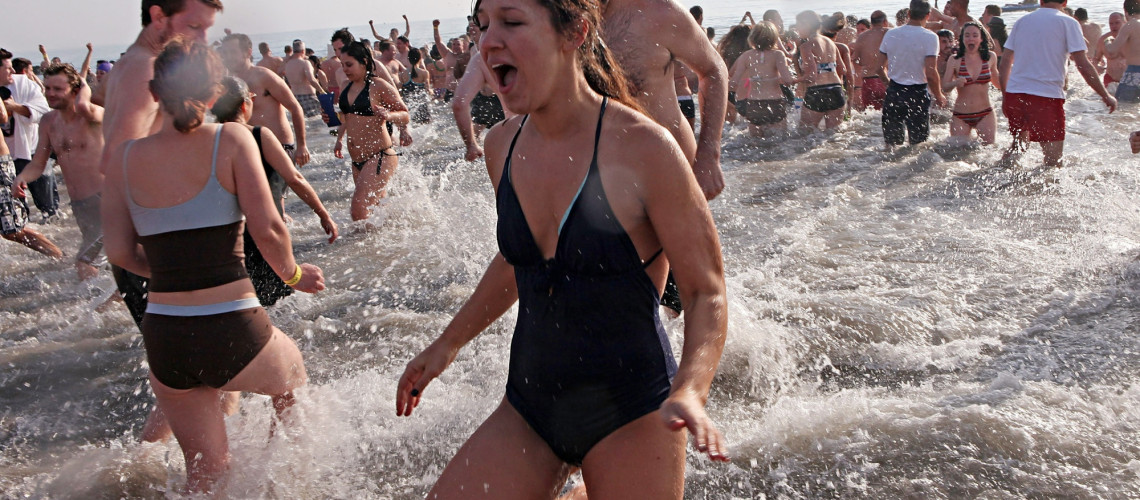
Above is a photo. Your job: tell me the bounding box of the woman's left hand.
[661,390,730,462]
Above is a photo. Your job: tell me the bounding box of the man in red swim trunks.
[999,0,1116,167]
[852,10,890,110]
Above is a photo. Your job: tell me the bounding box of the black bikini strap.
[503,115,529,175]
[643,247,664,268]
[590,97,609,167]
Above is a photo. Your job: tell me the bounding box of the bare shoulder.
[484,114,526,184]
[607,0,691,32]
[602,101,686,174]
[220,122,255,146]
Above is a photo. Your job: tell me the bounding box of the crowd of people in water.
[1,0,1137,495]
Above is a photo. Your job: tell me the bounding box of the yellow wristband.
[284,264,303,287]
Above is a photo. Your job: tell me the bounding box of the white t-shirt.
[1004,7,1087,99]
[879,24,939,85]
[3,75,49,161]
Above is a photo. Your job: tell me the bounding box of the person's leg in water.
[904,89,931,145]
[948,114,973,146]
[976,111,997,145]
[881,84,907,149]
[152,327,306,493]
[578,409,687,499]
[427,399,572,500]
[350,150,399,222]
[1040,140,1065,168]
[2,228,63,258]
[799,107,824,133]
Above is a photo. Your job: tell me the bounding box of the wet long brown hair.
[473,0,643,113]
[149,38,225,133]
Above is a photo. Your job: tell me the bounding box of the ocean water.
[3,2,1138,499]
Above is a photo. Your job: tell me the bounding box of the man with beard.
[14,64,106,281]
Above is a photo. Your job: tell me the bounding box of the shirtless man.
[370,15,410,44]
[96,0,223,442]
[1105,1,1140,103]
[853,11,891,110]
[14,64,104,280]
[395,36,427,79]
[0,52,61,259]
[220,33,312,166]
[256,42,284,74]
[602,0,728,201]
[283,40,326,118]
[928,0,975,34]
[377,40,408,84]
[1076,8,1103,51]
[1095,13,1127,88]
[426,46,451,102]
[433,20,468,100]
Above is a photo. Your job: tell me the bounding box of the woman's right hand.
[396,340,459,416]
[290,263,326,293]
[334,140,344,159]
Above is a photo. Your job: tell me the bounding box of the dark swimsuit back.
[244,126,294,306]
[497,97,677,466]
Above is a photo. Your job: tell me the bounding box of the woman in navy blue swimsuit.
[396,0,729,497]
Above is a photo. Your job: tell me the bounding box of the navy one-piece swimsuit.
[497,97,678,465]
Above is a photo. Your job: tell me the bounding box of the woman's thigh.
[579,409,686,500]
[429,399,570,500]
[221,327,306,396]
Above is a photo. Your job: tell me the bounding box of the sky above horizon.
[4,0,473,60]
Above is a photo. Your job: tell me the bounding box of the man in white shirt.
[2,49,57,220]
[876,0,947,146]
[999,0,1115,167]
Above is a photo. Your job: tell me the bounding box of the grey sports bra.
[125,126,243,237]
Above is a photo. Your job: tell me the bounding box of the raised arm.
[433,20,456,57]
[369,20,386,42]
[741,11,756,26]
[74,79,104,123]
[670,7,728,200]
[80,43,94,79]
[38,45,50,71]
[403,15,411,39]
[257,127,338,243]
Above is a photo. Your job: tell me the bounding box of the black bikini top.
[338,78,375,117]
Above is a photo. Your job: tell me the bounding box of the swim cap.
[97,62,113,73]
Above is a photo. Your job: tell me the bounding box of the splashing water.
[3,62,1140,498]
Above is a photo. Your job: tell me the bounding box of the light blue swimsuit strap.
[558,171,590,235]
[146,297,261,316]
[123,126,224,208]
